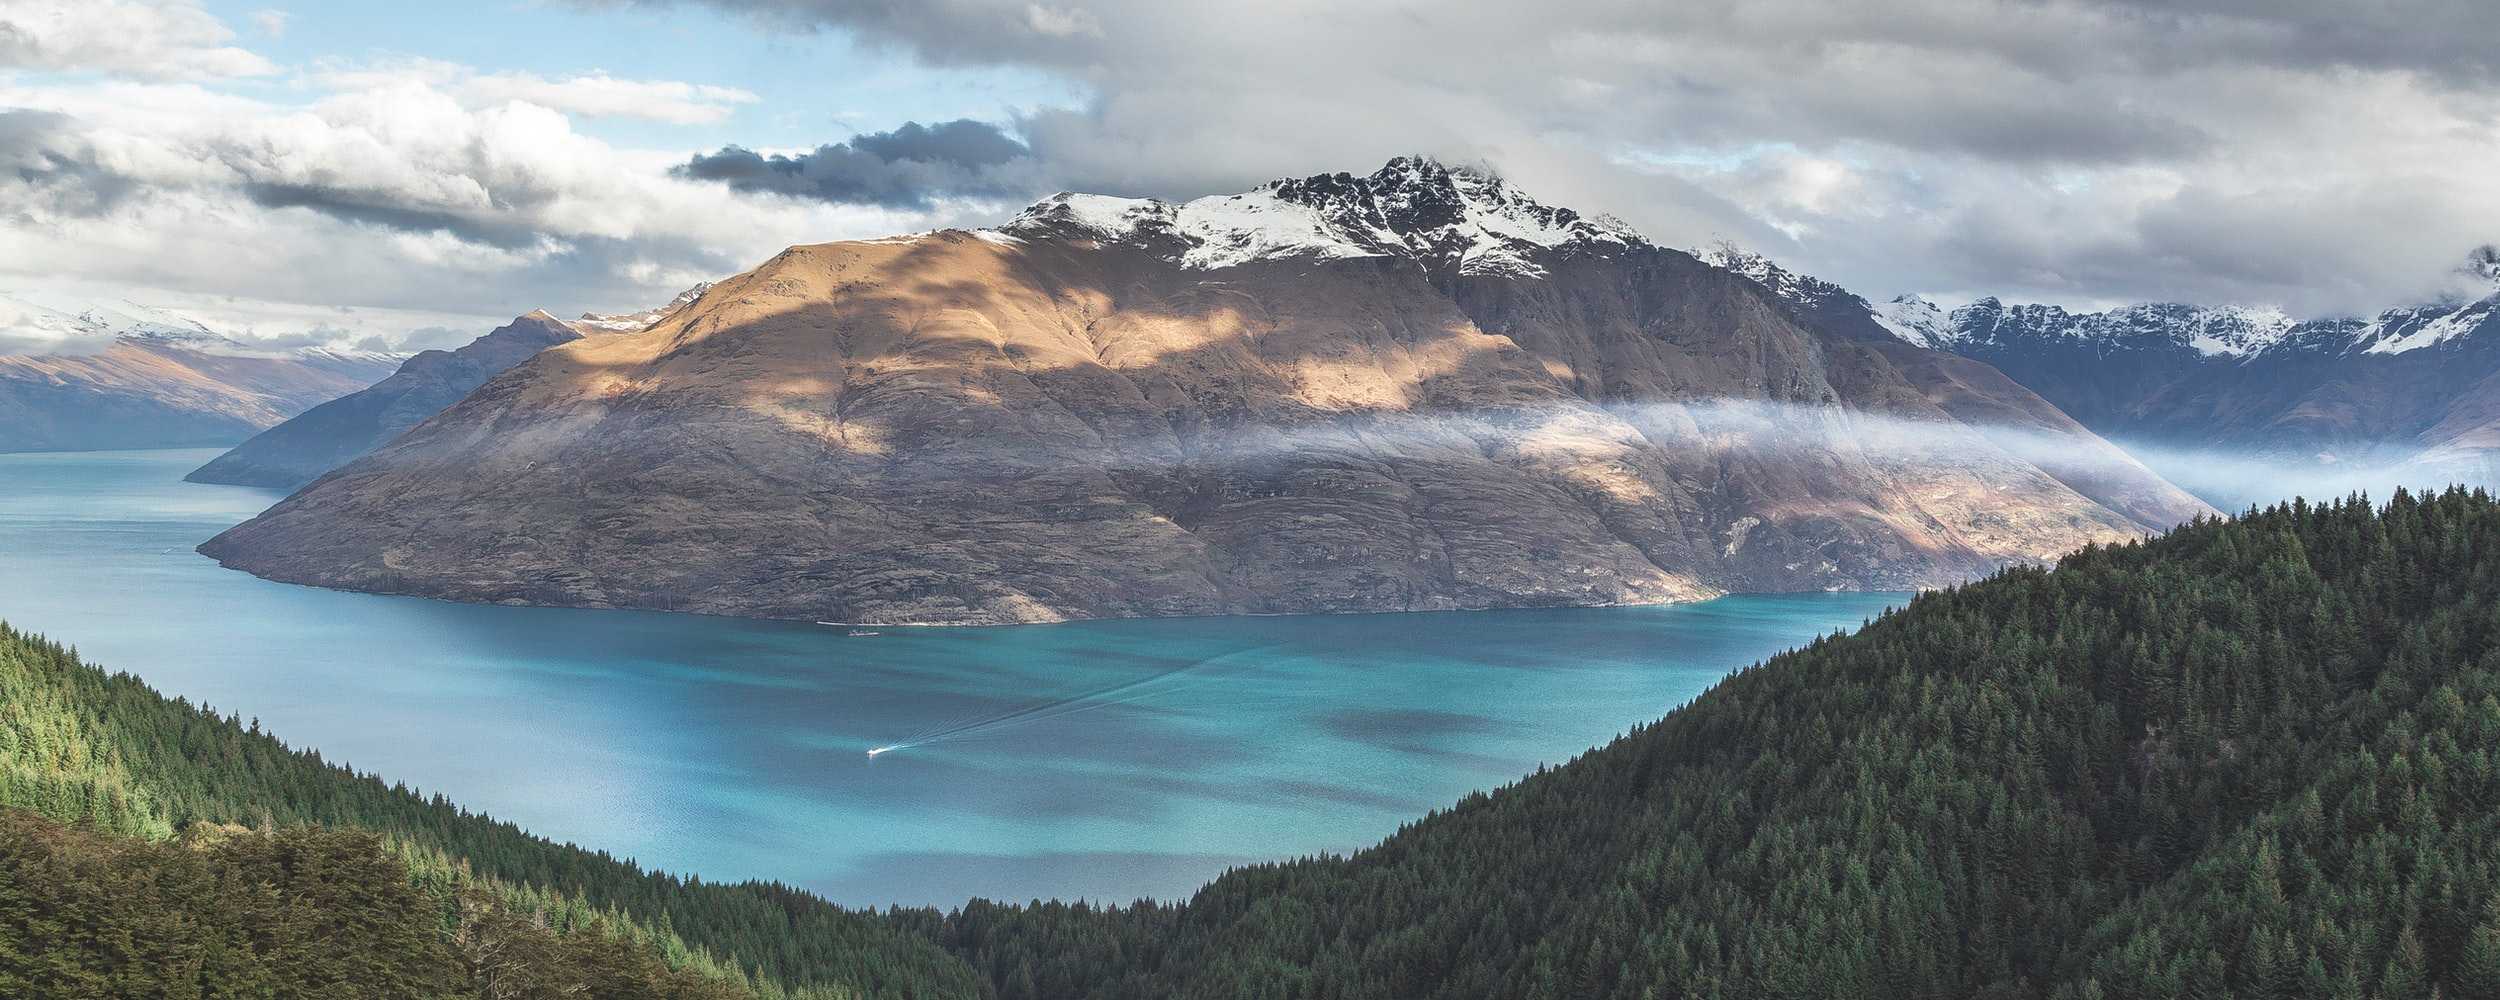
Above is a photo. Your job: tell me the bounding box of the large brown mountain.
[200,159,2207,624]
[0,335,400,454]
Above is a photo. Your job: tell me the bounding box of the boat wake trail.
[865,643,1284,757]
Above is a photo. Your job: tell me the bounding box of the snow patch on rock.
[574,282,715,335]
[999,156,1646,278]
[1872,297,1954,349]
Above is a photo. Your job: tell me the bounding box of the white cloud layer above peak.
[3,0,2499,356]
[308,59,763,125]
[606,0,2500,316]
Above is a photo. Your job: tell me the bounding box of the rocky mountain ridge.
[999,157,1645,278]
[1705,244,2500,504]
[185,312,593,489]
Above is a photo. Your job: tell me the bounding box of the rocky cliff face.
[199,159,2208,625]
[0,337,401,453]
[185,312,591,489]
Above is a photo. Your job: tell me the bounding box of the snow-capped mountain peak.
[1697,244,2312,358]
[1696,242,1967,349]
[1945,299,2301,359]
[2352,299,2499,356]
[2126,303,2297,357]
[2335,248,2500,355]
[1872,296,1954,349]
[0,293,231,352]
[0,292,412,364]
[1697,242,1862,313]
[575,281,716,335]
[997,156,1647,278]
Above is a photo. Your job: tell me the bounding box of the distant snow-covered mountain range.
[0,292,402,365]
[0,284,713,455]
[1701,243,2500,505]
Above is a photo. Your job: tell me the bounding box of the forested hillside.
[15,489,2500,998]
[917,488,2500,1000]
[0,622,983,999]
[0,808,771,998]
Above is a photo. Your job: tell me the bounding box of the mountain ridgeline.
[17,489,2500,997]
[1713,244,2500,506]
[185,311,590,489]
[197,158,2207,625]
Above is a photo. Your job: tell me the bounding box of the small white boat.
[846,629,882,638]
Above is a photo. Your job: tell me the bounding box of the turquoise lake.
[0,448,1907,907]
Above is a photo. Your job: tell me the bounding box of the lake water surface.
[0,448,1906,906]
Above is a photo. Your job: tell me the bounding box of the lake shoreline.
[1,447,1909,906]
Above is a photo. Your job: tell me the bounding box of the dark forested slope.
[918,488,2500,1000]
[0,808,773,999]
[0,622,983,999]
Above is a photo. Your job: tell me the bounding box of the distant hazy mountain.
[188,285,717,490]
[0,295,401,454]
[186,312,591,489]
[202,158,2203,625]
[1707,245,2500,506]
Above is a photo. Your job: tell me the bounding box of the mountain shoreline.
[186,539,1929,627]
[196,159,2209,625]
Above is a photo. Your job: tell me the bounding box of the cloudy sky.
[2,0,2495,352]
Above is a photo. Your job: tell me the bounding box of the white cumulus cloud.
[0,0,277,79]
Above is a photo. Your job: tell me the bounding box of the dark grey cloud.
[5,104,560,252]
[608,0,2482,164]
[2095,0,2500,84]
[674,118,1043,208]
[237,180,556,249]
[0,109,138,218]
